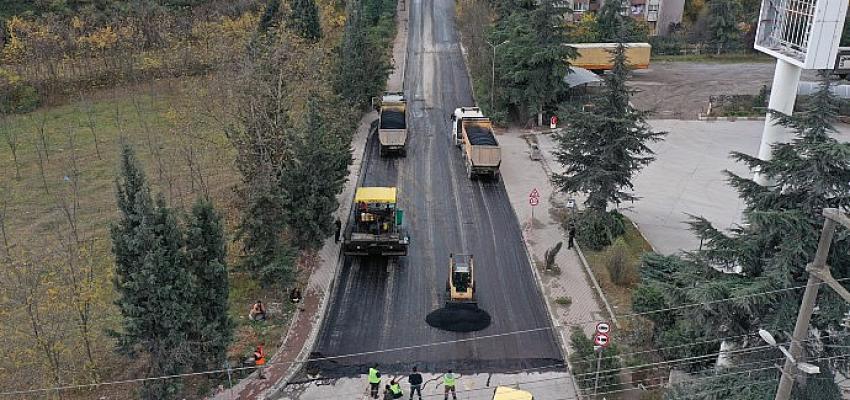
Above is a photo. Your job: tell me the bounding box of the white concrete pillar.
[755,59,802,185]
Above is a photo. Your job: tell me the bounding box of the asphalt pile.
[465,125,497,146]
[426,306,492,332]
[380,110,406,129]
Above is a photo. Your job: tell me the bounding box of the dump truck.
[451,108,501,180]
[343,187,409,256]
[446,253,476,309]
[376,92,408,157]
[492,387,533,400]
[567,43,651,71]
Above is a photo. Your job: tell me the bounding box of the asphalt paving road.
[305,0,562,377]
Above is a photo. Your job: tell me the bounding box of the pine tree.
[237,178,296,286]
[595,0,648,42]
[552,43,665,213]
[708,0,740,54]
[637,74,850,398]
[110,145,193,399]
[280,95,352,248]
[334,3,391,108]
[490,0,576,121]
[258,0,281,33]
[185,198,232,370]
[289,0,322,41]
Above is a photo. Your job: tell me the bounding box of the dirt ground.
[629,61,820,119]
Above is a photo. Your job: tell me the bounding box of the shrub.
[555,296,572,306]
[569,327,624,392]
[0,68,40,113]
[606,238,637,286]
[573,209,625,251]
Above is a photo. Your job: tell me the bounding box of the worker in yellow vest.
[368,364,382,399]
[389,378,403,399]
[442,370,458,400]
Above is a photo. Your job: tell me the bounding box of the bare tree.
[80,94,101,160]
[31,112,50,163]
[0,172,10,256]
[0,115,21,180]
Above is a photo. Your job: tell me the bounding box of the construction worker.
[408,366,423,400]
[368,364,382,398]
[389,378,403,399]
[442,370,458,400]
[254,345,266,379]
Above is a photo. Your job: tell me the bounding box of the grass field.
[0,76,296,397]
[651,52,774,64]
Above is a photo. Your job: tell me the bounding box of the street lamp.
[758,329,821,375]
[772,208,850,400]
[485,40,509,109]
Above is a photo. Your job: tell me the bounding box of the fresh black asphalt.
[306,0,563,377]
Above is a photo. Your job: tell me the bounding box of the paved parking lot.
[626,120,850,254]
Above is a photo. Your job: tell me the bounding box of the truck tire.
[446,279,451,292]
[401,148,407,157]
[466,164,473,179]
[380,147,386,157]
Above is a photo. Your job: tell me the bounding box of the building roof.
[355,187,397,203]
[564,67,603,88]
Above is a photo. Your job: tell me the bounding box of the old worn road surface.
[301,0,563,379]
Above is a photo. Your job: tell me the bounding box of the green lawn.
[651,53,774,64]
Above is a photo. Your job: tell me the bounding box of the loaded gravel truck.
[343,187,409,257]
[450,107,501,180]
[376,92,408,157]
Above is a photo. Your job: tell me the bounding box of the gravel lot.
[630,61,819,119]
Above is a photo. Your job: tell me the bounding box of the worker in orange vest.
[254,345,267,379]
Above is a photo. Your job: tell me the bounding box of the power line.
[7,277,850,396]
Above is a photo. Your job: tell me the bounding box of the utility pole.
[774,209,850,400]
[486,40,509,109]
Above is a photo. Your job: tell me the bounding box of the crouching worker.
[254,345,266,379]
[249,300,267,321]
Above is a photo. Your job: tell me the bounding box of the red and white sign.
[596,322,611,334]
[529,188,540,199]
[529,197,539,207]
[550,115,558,129]
[594,333,610,347]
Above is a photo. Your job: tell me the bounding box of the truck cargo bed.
[380,109,406,129]
[465,124,497,145]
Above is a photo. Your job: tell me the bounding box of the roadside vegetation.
[635,73,850,399]
[0,0,399,397]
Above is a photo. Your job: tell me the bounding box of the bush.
[573,209,625,251]
[632,284,672,328]
[606,238,637,286]
[0,68,40,113]
[259,243,297,287]
[569,327,624,392]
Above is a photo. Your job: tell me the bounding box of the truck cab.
[492,386,533,400]
[450,107,484,146]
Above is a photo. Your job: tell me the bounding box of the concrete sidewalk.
[499,131,609,338]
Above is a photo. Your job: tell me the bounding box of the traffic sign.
[529,188,540,199]
[593,333,609,347]
[529,197,539,207]
[596,322,610,334]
